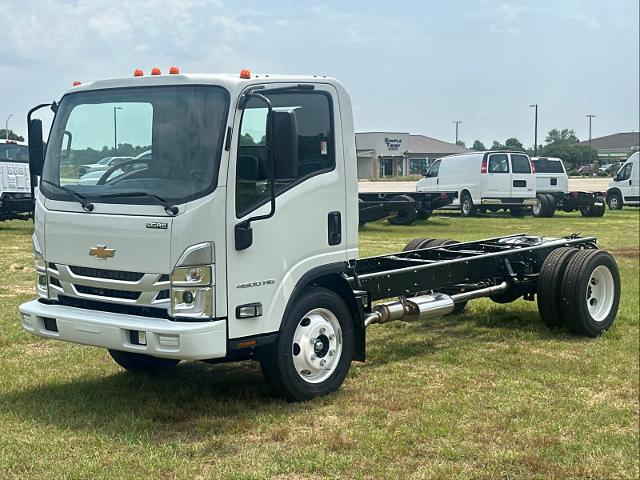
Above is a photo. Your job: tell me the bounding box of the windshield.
[42,85,229,205]
[0,144,28,163]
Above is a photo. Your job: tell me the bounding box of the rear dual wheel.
[580,196,606,217]
[532,194,557,218]
[388,195,418,225]
[537,248,620,336]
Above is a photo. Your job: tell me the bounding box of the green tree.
[472,140,486,151]
[545,128,579,144]
[504,137,524,151]
[491,140,506,150]
[0,129,25,142]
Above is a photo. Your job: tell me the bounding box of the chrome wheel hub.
[292,308,342,383]
[586,265,615,322]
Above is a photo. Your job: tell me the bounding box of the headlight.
[170,265,213,319]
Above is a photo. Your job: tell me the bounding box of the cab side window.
[236,91,335,216]
[426,159,440,177]
[488,154,509,173]
[620,163,632,181]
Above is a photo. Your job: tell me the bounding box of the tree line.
[457,128,598,169]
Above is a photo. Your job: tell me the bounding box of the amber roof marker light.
[240,69,251,79]
[133,69,144,77]
[151,67,162,75]
[169,66,180,74]
[72,81,82,86]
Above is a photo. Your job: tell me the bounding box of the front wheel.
[259,287,354,401]
[607,192,623,210]
[108,350,180,372]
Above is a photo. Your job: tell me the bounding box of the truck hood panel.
[44,210,172,273]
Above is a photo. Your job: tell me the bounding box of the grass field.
[0,210,638,479]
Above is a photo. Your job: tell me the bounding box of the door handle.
[327,211,341,246]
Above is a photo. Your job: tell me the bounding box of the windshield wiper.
[95,191,179,216]
[39,179,94,212]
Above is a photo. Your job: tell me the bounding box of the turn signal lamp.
[133,69,144,77]
[169,66,180,74]
[72,81,82,86]
[151,67,161,75]
[240,69,251,79]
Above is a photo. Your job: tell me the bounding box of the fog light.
[182,290,194,304]
[37,275,47,287]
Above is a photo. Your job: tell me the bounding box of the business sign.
[384,137,403,151]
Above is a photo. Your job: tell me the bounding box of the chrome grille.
[47,263,170,307]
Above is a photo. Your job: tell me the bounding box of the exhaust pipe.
[364,281,509,328]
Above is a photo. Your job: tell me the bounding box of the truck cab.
[531,157,569,194]
[0,139,32,220]
[607,152,639,209]
[20,72,358,394]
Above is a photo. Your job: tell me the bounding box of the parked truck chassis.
[358,191,456,226]
[532,192,606,218]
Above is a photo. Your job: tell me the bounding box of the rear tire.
[607,192,623,210]
[388,195,418,225]
[580,198,605,217]
[560,250,620,337]
[543,194,557,217]
[537,247,579,329]
[259,287,354,401]
[460,193,477,217]
[108,350,180,372]
[532,194,549,218]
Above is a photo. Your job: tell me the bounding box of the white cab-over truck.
[20,70,621,401]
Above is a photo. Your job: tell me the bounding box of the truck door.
[417,158,440,192]
[618,159,639,205]
[509,153,534,199]
[225,84,348,340]
[483,153,510,200]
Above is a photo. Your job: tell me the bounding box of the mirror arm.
[235,91,278,250]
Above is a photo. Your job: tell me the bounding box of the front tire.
[607,192,623,210]
[108,350,180,372]
[532,194,549,218]
[259,287,354,401]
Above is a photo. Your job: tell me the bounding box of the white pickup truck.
[19,69,621,400]
[0,139,32,221]
[531,156,606,218]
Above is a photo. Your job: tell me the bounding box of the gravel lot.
[358,177,612,193]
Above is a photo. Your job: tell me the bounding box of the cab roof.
[64,72,341,98]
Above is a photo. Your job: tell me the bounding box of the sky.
[1,0,638,148]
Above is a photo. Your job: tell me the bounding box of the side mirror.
[28,119,45,176]
[271,110,298,179]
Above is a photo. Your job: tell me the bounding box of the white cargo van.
[0,139,32,220]
[416,151,536,216]
[607,152,639,209]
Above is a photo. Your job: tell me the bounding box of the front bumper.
[19,300,227,360]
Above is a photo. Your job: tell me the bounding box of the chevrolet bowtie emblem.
[89,245,115,260]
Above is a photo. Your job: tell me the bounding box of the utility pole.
[5,113,13,140]
[586,114,595,165]
[452,120,462,144]
[529,104,538,156]
[113,106,122,152]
